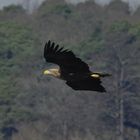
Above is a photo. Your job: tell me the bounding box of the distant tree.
[104,22,140,140]
[3,5,25,14]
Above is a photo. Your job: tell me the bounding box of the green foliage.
[110,21,140,37]
[0,21,37,61]
[54,5,72,15]
[110,21,131,32]
[0,21,39,135]
[66,26,105,59]
[129,23,140,37]
[3,5,25,13]
[38,3,72,18]
[79,39,105,58]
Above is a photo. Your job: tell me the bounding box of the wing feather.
[44,40,90,73]
[66,77,106,92]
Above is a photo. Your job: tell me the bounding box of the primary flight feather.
[43,40,110,92]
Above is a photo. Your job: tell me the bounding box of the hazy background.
[0,0,140,140]
[0,0,140,12]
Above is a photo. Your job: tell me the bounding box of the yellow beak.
[43,70,51,75]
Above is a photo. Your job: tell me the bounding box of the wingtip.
[98,85,106,93]
[48,40,51,43]
[45,40,51,48]
[48,40,51,46]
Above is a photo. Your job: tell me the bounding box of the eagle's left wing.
[44,40,90,74]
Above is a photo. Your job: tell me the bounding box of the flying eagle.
[43,40,110,92]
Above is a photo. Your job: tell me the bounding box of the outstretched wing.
[66,77,106,92]
[44,40,90,73]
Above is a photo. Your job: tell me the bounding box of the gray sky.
[65,0,87,5]
[66,0,140,13]
[94,0,113,6]
[122,0,140,12]
[0,0,19,8]
[0,0,140,13]
[0,0,45,12]
[66,0,113,6]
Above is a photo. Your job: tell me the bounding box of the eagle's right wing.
[66,77,106,92]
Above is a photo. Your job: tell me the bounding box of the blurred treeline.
[0,0,140,140]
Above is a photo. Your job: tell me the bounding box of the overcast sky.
[0,0,19,8]
[67,0,140,12]
[0,0,140,13]
[0,0,45,12]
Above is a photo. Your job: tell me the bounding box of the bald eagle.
[43,40,110,92]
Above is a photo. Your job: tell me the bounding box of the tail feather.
[93,73,111,77]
